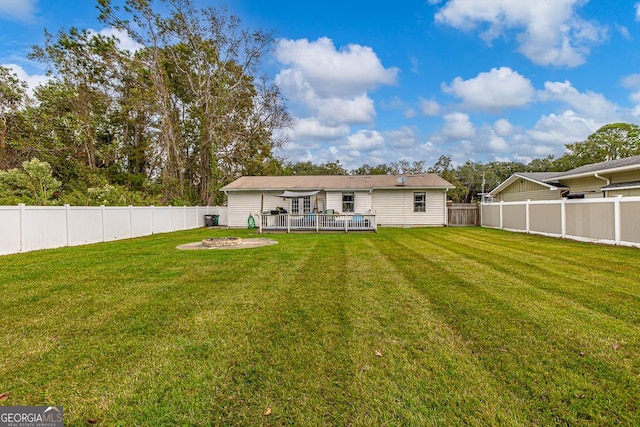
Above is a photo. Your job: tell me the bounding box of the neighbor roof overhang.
[489,173,566,196]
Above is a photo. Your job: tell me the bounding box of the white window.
[342,192,354,212]
[414,192,426,212]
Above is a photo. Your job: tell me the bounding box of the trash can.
[204,214,217,227]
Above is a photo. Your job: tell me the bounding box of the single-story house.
[220,174,455,230]
[489,155,640,202]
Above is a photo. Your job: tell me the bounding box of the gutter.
[594,173,610,197]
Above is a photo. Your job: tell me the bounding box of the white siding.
[326,192,342,212]
[325,191,372,213]
[227,191,280,228]
[371,189,446,226]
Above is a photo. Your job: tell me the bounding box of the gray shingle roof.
[221,174,455,191]
[558,155,640,177]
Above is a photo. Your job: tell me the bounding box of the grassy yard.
[0,227,638,426]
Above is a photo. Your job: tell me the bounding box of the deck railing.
[257,212,376,233]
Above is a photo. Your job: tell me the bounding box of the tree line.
[1,1,639,205]
[281,121,640,203]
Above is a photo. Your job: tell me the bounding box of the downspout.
[444,188,449,227]
[594,173,610,198]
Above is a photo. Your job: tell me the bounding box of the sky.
[2,0,640,170]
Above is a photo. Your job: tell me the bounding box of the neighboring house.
[220,174,455,229]
[489,156,640,202]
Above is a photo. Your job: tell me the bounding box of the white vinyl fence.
[0,204,228,256]
[481,196,640,248]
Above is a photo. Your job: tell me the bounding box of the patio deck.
[258,213,377,233]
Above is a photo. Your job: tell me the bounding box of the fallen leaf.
[0,393,9,401]
[87,419,98,424]
[574,394,586,399]
[264,407,272,416]
[359,365,370,371]
[579,351,585,357]
[498,348,507,352]
[612,344,620,350]
[375,350,382,357]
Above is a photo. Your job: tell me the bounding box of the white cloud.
[435,0,607,67]
[0,0,37,22]
[316,95,376,126]
[289,118,350,140]
[420,98,441,116]
[342,129,384,152]
[443,67,535,111]
[618,25,631,41]
[636,2,640,21]
[539,80,619,121]
[275,37,398,98]
[384,126,418,148]
[275,37,398,138]
[404,108,417,118]
[527,110,597,146]
[276,68,376,126]
[441,112,476,139]
[622,73,640,103]
[488,135,509,152]
[494,119,514,137]
[1,63,51,96]
[88,27,143,53]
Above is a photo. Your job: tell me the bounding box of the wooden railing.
[257,212,376,233]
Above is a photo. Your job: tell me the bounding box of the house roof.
[488,172,567,196]
[601,180,640,190]
[552,155,640,180]
[221,174,455,191]
[490,155,640,196]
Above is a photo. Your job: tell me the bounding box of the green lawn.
[0,228,638,426]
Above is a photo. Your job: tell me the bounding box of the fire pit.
[201,237,242,248]
[176,237,278,251]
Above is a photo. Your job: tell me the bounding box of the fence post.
[561,199,566,238]
[150,205,155,234]
[614,196,622,244]
[183,205,187,230]
[19,203,25,252]
[100,205,105,242]
[525,200,530,233]
[129,205,133,238]
[65,204,71,246]
[499,201,504,229]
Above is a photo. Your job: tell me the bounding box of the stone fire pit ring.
[177,237,278,250]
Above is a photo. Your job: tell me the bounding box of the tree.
[0,66,30,169]
[526,155,558,172]
[563,123,640,168]
[0,158,61,205]
[389,160,426,174]
[427,155,465,202]
[97,0,291,205]
[351,163,394,175]
[285,160,347,175]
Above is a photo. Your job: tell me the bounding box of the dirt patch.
[176,238,278,250]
